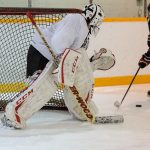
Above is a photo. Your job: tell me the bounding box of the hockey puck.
[136,104,142,107]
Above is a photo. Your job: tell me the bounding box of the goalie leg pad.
[4,62,58,128]
[58,48,82,87]
[63,49,98,121]
[64,86,98,121]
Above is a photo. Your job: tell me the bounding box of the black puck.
[136,104,142,107]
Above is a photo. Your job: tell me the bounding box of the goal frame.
[0,7,82,15]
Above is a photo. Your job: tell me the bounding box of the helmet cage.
[82,4,104,37]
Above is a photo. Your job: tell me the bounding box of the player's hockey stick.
[114,3,150,108]
[114,67,140,108]
[148,3,150,32]
[26,12,124,124]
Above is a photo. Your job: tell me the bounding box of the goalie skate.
[0,115,23,129]
[95,115,124,124]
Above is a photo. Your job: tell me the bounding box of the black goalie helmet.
[82,4,104,37]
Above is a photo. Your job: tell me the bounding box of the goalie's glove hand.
[90,48,115,71]
[138,51,150,68]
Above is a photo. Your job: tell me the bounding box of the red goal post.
[0,7,82,111]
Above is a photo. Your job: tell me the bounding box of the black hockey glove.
[138,50,150,68]
[147,34,150,47]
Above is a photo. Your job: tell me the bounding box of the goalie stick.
[26,12,59,67]
[26,12,124,124]
[0,114,123,129]
[95,115,124,124]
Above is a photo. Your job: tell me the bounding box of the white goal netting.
[0,7,82,111]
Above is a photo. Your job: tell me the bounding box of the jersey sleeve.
[51,15,80,55]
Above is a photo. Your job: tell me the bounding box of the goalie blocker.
[1,47,120,129]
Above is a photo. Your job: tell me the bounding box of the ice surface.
[1,84,150,150]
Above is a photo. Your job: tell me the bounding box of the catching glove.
[90,48,115,71]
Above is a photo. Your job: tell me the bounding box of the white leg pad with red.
[4,61,58,128]
[61,49,98,121]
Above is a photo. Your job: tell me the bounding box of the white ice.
[1,84,150,150]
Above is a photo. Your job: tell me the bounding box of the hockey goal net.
[0,7,82,111]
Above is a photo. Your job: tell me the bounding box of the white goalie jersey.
[31,14,89,60]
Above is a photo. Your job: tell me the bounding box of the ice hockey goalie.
[0,46,115,129]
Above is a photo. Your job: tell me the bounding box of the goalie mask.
[82,4,104,37]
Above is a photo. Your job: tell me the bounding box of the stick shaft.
[26,12,59,66]
[120,67,140,105]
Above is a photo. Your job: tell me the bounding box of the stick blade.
[95,115,124,124]
[114,101,121,108]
